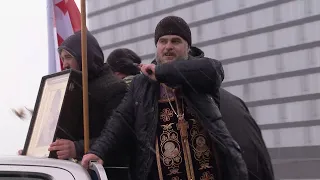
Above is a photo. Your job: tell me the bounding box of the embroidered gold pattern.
[160,108,174,122]
[200,171,215,180]
[160,123,182,173]
[190,119,212,170]
[156,85,216,180]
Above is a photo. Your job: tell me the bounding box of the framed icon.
[22,69,83,158]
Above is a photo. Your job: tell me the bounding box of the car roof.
[0,155,91,179]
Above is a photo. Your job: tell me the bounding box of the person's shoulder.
[131,74,149,83]
[219,88,250,112]
[92,71,127,91]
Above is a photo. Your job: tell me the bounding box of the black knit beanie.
[107,48,141,75]
[154,16,191,46]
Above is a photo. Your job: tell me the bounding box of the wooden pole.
[80,0,89,153]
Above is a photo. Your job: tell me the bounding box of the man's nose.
[164,42,174,50]
[62,62,70,70]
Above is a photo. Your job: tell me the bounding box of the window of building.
[137,39,154,56]
[218,0,238,15]
[253,56,277,77]
[224,61,249,81]
[214,43,221,59]
[175,0,193,6]
[304,0,313,16]
[88,17,100,32]
[220,40,241,59]
[134,19,150,38]
[275,54,284,73]
[87,0,96,14]
[249,81,271,102]
[273,5,281,24]
[99,30,114,46]
[309,100,319,119]
[273,129,281,147]
[200,21,220,41]
[240,38,247,56]
[255,104,278,125]
[247,34,268,55]
[274,27,296,49]
[245,0,266,8]
[155,0,175,12]
[309,73,320,94]
[252,7,273,29]
[213,0,220,16]
[296,25,306,44]
[270,80,278,98]
[91,0,101,13]
[279,0,305,23]
[305,21,320,43]
[285,101,307,123]
[101,10,116,28]
[314,47,320,67]
[243,83,251,101]
[282,50,308,72]
[246,12,253,31]
[219,20,227,36]
[300,75,309,93]
[193,1,214,22]
[277,76,306,98]
[311,0,320,16]
[136,0,154,17]
[225,15,247,35]
[190,26,198,44]
[119,4,135,22]
[279,127,305,147]
[261,130,276,148]
[306,48,315,68]
[238,0,245,9]
[311,125,320,145]
[278,103,287,122]
[303,127,312,145]
[172,7,193,25]
[267,31,275,50]
[200,45,216,59]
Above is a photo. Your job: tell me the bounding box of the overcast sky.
[0,0,81,155]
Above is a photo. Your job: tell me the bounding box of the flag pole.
[46,0,56,74]
[80,0,90,153]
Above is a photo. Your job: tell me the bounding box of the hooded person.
[48,31,128,165]
[189,46,275,180]
[82,16,248,180]
[106,48,142,85]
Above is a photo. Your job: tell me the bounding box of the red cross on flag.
[47,0,81,74]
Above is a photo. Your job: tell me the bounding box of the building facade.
[87,0,320,179]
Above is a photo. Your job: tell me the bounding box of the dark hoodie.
[58,31,128,160]
[189,46,275,180]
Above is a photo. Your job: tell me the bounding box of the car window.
[0,172,51,180]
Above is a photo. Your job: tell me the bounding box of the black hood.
[58,30,104,80]
[189,46,205,58]
[151,46,204,64]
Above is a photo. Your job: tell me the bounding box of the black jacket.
[58,31,128,159]
[88,55,248,180]
[219,89,274,180]
[190,46,274,180]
